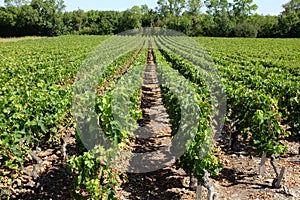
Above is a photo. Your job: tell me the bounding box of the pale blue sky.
[0,0,289,15]
[63,0,288,15]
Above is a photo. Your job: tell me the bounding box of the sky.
[63,0,288,15]
[0,0,289,16]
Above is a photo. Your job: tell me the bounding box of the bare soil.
[0,36,44,43]
[213,136,300,200]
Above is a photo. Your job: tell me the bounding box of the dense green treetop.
[0,0,298,37]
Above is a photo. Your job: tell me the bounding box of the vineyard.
[0,32,299,200]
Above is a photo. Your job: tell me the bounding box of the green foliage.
[186,0,202,16]
[252,15,279,38]
[232,22,258,37]
[152,44,223,179]
[196,37,300,135]
[196,37,299,153]
[68,147,120,200]
[160,87,181,136]
[232,0,258,22]
[69,43,147,199]
[0,0,299,37]
[4,0,29,7]
[0,35,107,188]
[0,0,66,36]
[278,0,300,37]
[156,35,297,159]
[226,87,289,156]
[120,6,143,30]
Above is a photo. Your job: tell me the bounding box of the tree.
[282,0,300,12]
[0,6,17,36]
[204,0,231,18]
[187,0,202,16]
[205,0,219,16]
[232,22,257,37]
[140,5,159,27]
[30,0,66,36]
[232,0,258,23]
[16,5,40,36]
[182,0,203,36]
[204,0,233,36]
[120,6,142,31]
[0,3,41,37]
[278,0,300,37]
[177,13,193,34]
[56,0,65,13]
[251,14,279,37]
[63,9,86,33]
[102,11,121,34]
[173,0,186,16]
[156,0,185,17]
[141,4,150,27]
[4,0,29,7]
[156,0,168,17]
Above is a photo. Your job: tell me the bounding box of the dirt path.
[0,36,44,42]
[117,44,197,200]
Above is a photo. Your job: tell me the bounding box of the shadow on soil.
[11,163,74,200]
[121,168,189,200]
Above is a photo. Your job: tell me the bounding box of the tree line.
[0,0,299,38]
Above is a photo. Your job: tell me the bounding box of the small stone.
[22,175,32,180]
[16,179,22,186]
[2,170,10,176]
[265,178,274,183]
[37,149,53,157]
[36,147,42,152]
[43,161,52,168]
[48,154,59,161]
[257,175,264,179]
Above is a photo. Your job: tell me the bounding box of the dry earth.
[0,36,44,43]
